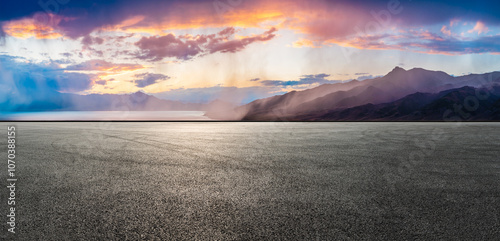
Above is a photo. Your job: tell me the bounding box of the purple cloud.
[261,73,338,87]
[133,73,170,88]
[135,27,278,61]
[206,27,277,54]
[339,30,500,55]
[65,60,143,72]
[135,34,204,61]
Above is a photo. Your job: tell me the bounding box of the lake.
[0,122,498,240]
[0,111,211,120]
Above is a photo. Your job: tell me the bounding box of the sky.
[1,0,500,104]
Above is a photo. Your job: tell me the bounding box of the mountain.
[305,86,500,121]
[64,91,205,111]
[233,67,500,121]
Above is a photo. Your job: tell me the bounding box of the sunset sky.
[1,0,499,103]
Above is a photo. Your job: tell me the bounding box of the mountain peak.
[389,66,406,74]
[132,91,148,96]
[383,66,407,78]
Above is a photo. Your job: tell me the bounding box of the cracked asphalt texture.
[0,122,499,240]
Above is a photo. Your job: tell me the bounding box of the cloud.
[2,0,500,41]
[355,73,369,76]
[60,52,73,58]
[396,34,500,55]
[440,25,456,37]
[133,73,170,88]
[292,39,320,48]
[65,60,143,72]
[134,34,204,61]
[324,29,500,55]
[0,55,94,109]
[153,86,282,104]
[356,75,382,81]
[82,35,104,46]
[468,21,489,34]
[135,27,277,61]
[1,0,498,58]
[206,27,277,54]
[50,72,95,92]
[261,73,339,87]
[1,14,64,39]
[286,0,500,41]
[0,23,5,45]
[0,57,150,109]
[249,78,260,82]
[261,80,301,87]
[0,0,499,64]
[79,35,107,57]
[95,79,107,85]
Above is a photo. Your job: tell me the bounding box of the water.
[0,111,211,120]
[0,122,498,240]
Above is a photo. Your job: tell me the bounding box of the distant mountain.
[232,67,500,121]
[64,91,205,111]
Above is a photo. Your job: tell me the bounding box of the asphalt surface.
[0,122,499,240]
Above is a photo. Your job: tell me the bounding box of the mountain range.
[207,67,500,121]
[1,90,238,113]
[3,66,500,121]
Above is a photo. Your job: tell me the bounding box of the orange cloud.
[0,0,388,47]
[65,60,144,75]
[97,0,380,56]
[97,0,319,36]
[2,17,62,39]
[292,39,320,48]
[110,8,285,35]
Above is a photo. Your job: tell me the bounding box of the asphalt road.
[0,122,499,240]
